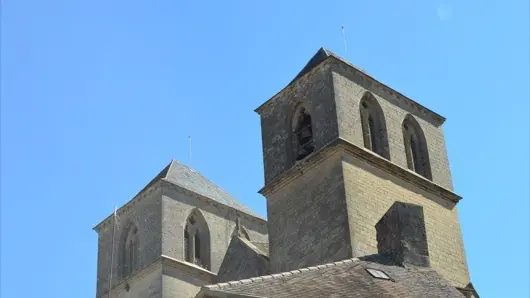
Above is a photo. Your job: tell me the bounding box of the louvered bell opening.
[296,124,314,161]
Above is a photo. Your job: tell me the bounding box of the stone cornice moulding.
[160,179,267,226]
[98,255,218,298]
[259,138,461,204]
[93,181,162,233]
[255,51,445,127]
[98,256,162,298]
[161,255,217,283]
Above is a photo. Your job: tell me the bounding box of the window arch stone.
[359,92,390,160]
[183,209,211,270]
[119,222,139,278]
[402,114,432,180]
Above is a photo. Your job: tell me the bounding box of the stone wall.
[160,180,268,273]
[216,236,269,282]
[258,61,338,185]
[107,264,162,298]
[330,60,454,190]
[266,153,352,273]
[95,185,163,298]
[342,154,469,287]
[162,264,211,298]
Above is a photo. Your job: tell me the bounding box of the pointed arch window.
[120,225,139,277]
[292,105,314,161]
[184,210,211,270]
[402,115,432,180]
[359,93,390,160]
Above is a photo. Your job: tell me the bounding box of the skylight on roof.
[365,268,390,280]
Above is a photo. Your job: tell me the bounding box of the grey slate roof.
[155,160,263,219]
[289,47,369,85]
[200,256,465,298]
[217,237,270,283]
[289,47,333,84]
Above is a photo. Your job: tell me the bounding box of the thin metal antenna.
[189,136,192,165]
[341,25,347,55]
[108,206,119,298]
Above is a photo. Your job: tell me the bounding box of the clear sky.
[1,0,528,297]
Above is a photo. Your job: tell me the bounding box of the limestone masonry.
[93,48,480,298]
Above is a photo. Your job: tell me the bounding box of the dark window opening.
[294,108,314,161]
[402,117,431,180]
[184,229,190,262]
[368,114,377,152]
[122,225,139,277]
[359,95,389,160]
[194,233,204,268]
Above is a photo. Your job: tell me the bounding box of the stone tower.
[93,160,267,298]
[255,48,470,288]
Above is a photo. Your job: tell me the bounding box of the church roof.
[199,256,465,298]
[94,160,263,232]
[289,47,334,84]
[256,47,446,126]
[289,47,371,85]
[159,160,263,219]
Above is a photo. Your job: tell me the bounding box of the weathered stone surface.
[342,154,469,286]
[95,185,163,298]
[255,48,470,287]
[376,201,430,268]
[216,236,269,283]
[257,58,339,185]
[93,47,477,298]
[94,161,268,298]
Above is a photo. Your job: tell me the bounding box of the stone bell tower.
[255,48,471,288]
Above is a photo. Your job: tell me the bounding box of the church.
[93,48,480,298]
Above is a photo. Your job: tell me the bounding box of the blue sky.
[1,0,528,297]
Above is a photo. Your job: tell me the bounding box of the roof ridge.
[170,159,239,204]
[204,258,360,290]
[165,160,265,219]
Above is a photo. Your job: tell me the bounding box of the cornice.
[93,180,162,233]
[254,52,445,127]
[98,255,218,298]
[161,255,216,283]
[259,138,461,204]
[326,55,445,126]
[98,256,163,298]
[254,58,330,114]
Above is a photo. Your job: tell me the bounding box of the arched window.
[359,92,390,160]
[292,105,314,161]
[402,115,432,180]
[184,209,211,270]
[120,224,139,277]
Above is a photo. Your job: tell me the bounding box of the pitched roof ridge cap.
[203,258,360,290]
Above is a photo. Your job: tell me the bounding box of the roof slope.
[216,236,270,283]
[289,47,332,84]
[156,160,262,219]
[200,257,464,298]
